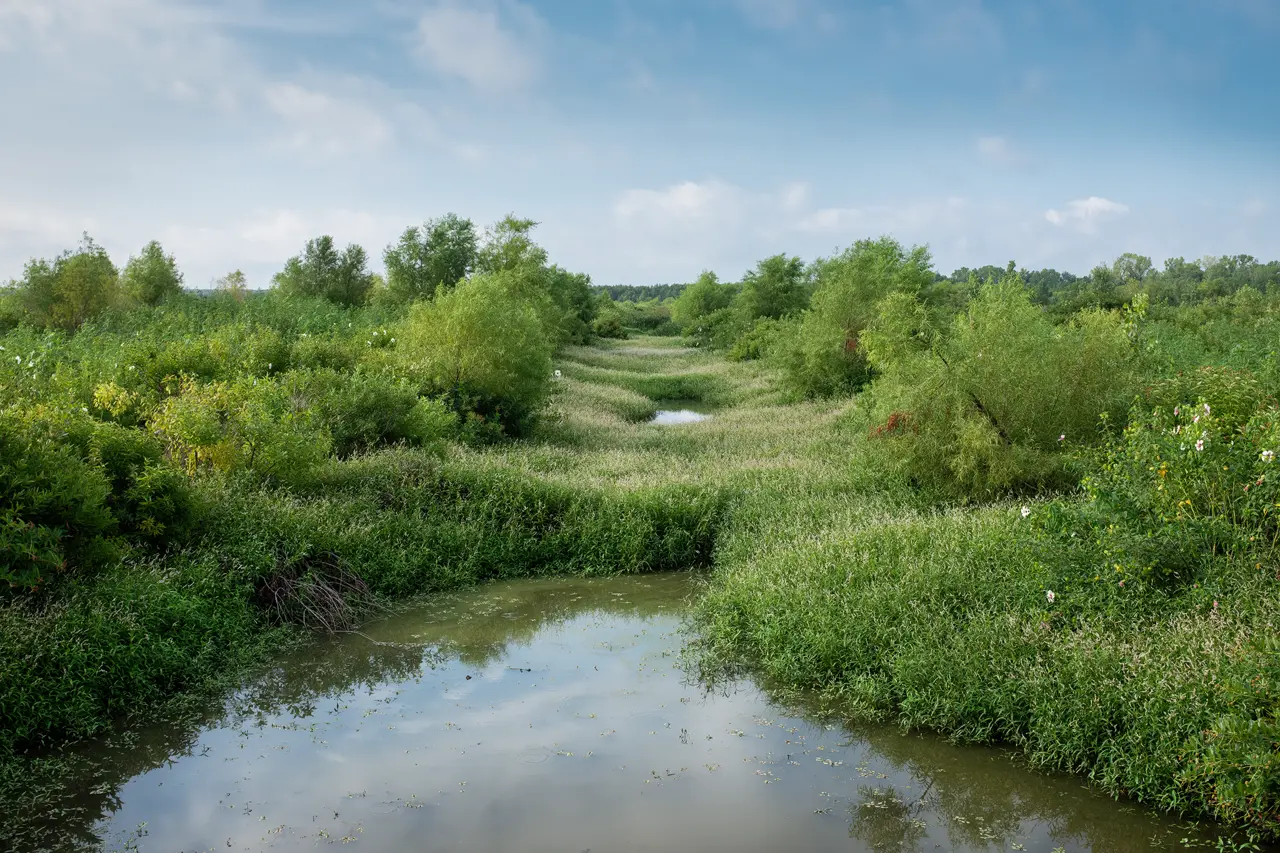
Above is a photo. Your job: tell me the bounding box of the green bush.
[120,241,183,306]
[273,236,374,307]
[150,376,331,483]
[383,213,477,302]
[671,271,734,334]
[592,315,627,339]
[290,334,360,372]
[13,235,120,331]
[402,273,553,435]
[776,237,934,398]
[0,410,115,589]
[284,369,454,457]
[860,274,1137,498]
[1052,380,1279,590]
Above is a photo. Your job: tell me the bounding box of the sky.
[0,0,1277,288]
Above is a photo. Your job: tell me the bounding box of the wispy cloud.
[414,1,541,91]
[264,82,394,160]
[1044,197,1129,234]
[614,180,749,227]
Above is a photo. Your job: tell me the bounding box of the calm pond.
[16,573,1252,852]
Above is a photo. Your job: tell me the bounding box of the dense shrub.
[860,274,1137,498]
[120,241,183,306]
[1050,374,1279,590]
[383,213,478,302]
[402,273,553,434]
[0,411,114,589]
[273,236,375,307]
[150,376,331,482]
[776,237,934,398]
[671,271,735,334]
[284,369,455,457]
[13,235,120,331]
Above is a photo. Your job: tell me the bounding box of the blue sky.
[1,0,1277,288]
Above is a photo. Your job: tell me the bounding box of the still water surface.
[22,573,1247,852]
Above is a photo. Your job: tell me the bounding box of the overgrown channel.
[3,231,1279,850]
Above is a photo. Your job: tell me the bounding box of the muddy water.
[20,573,1247,852]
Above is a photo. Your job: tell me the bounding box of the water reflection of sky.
[60,574,1234,853]
[650,409,710,425]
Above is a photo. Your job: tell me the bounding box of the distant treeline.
[944,254,1280,309]
[597,254,1279,315]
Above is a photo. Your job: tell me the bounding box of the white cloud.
[779,182,810,212]
[614,180,749,227]
[795,197,968,235]
[1044,197,1129,234]
[160,209,406,286]
[263,83,394,160]
[415,1,540,91]
[0,207,98,265]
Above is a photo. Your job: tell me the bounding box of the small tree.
[273,236,374,306]
[17,233,120,331]
[214,269,249,302]
[776,237,933,398]
[671,270,734,333]
[383,213,478,302]
[402,272,553,435]
[737,254,808,322]
[475,215,548,274]
[121,240,183,305]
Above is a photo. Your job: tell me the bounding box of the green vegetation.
[2,224,1279,843]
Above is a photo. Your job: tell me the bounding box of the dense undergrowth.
[3,228,1280,846]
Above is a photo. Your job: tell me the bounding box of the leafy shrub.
[383,213,477,302]
[290,334,360,372]
[1054,383,1279,589]
[671,271,734,334]
[402,273,553,435]
[592,315,627,339]
[736,254,808,322]
[861,274,1137,498]
[0,410,115,589]
[284,369,454,457]
[776,237,934,398]
[150,376,331,482]
[273,236,374,307]
[726,317,786,361]
[120,241,183,306]
[14,235,120,331]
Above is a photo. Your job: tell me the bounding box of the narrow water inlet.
[20,573,1245,853]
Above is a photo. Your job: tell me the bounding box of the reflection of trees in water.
[3,574,692,853]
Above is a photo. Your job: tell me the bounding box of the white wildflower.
[1263,450,1276,464]
[1020,506,1031,518]
[1195,439,1205,452]
[1046,590,1055,604]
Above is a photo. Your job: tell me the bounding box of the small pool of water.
[13,573,1252,852]
[651,409,710,424]
[650,399,714,425]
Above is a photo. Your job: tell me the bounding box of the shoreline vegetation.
[2,220,1278,845]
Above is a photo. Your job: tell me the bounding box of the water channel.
[13,572,1250,852]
